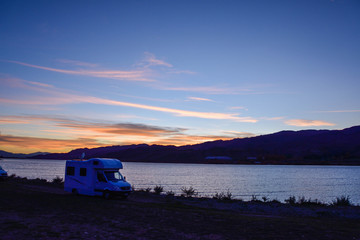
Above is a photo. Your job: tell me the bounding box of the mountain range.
[3,125,357,165]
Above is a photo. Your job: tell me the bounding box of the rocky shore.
[1,177,360,239]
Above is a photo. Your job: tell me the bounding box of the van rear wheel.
[72,189,79,196]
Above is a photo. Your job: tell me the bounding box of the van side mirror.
[124,176,126,181]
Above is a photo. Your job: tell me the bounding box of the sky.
[0,0,359,154]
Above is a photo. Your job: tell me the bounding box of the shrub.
[181,186,198,198]
[285,196,296,205]
[213,190,233,201]
[270,199,281,204]
[331,196,352,207]
[298,197,325,206]
[166,190,175,197]
[153,185,164,195]
[223,190,233,200]
[51,176,64,185]
[251,195,262,202]
[262,196,269,202]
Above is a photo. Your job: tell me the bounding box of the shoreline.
[2,157,360,166]
[1,177,360,239]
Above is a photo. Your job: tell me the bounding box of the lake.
[1,158,359,204]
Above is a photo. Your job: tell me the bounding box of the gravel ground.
[1,177,360,240]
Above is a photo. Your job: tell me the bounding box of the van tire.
[103,191,111,199]
[72,189,79,196]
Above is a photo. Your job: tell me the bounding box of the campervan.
[64,158,132,199]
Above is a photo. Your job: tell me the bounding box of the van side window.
[80,168,87,176]
[66,166,75,176]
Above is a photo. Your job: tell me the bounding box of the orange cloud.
[0,115,257,152]
[284,119,335,127]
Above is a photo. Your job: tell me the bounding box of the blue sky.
[0,0,359,153]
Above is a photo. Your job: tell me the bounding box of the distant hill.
[0,150,49,159]
[25,126,360,165]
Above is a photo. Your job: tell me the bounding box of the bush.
[284,196,326,206]
[166,190,175,197]
[331,196,352,207]
[270,199,281,204]
[153,185,164,195]
[181,186,198,198]
[299,197,325,206]
[51,176,64,185]
[213,190,233,201]
[285,196,296,205]
[251,195,262,202]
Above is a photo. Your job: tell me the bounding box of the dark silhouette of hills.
[11,126,360,165]
[0,150,49,159]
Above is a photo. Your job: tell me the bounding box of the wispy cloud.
[159,85,245,95]
[143,52,173,68]
[0,115,184,138]
[6,60,152,82]
[261,116,285,121]
[56,59,99,68]
[316,110,360,113]
[229,106,248,111]
[284,119,335,127]
[0,77,258,123]
[156,83,265,95]
[187,97,214,102]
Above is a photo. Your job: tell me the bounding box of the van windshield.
[104,171,124,182]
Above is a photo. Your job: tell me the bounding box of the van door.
[94,170,108,195]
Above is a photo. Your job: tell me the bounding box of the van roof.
[89,158,123,169]
[66,158,123,169]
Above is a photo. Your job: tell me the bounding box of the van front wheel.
[103,190,111,199]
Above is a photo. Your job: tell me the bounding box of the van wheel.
[103,191,111,199]
[72,189,79,196]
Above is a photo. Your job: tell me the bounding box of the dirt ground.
[1,178,360,240]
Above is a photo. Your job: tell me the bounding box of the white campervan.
[64,158,132,199]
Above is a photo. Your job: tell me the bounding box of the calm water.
[1,158,360,204]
